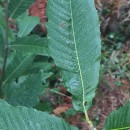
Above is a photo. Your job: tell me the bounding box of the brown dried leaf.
[29,0,47,33]
[53,105,69,116]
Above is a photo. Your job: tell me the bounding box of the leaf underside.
[46,0,101,111]
[104,101,130,130]
[0,100,78,130]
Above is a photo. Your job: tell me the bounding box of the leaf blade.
[8,0,34,18]
[46,0,101,111]
[9,36,50,56]
[4,74,43,107]
[3,54,34,85]
[17,12,40,37]
[0,100,78,130]
[104,101,130,130]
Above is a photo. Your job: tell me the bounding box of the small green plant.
[0,0,130,130]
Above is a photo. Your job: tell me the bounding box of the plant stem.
[83,105,97,130]
[50,89,72,99]
[0,0,9,98]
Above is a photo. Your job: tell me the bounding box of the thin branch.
[0,0,9,98]
[50,89,71,99]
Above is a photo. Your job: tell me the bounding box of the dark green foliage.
[104,101,130,130]
[0,100,78,130]
[4,74,43,107]
[3,54,34,85]
[8,0,34,18]
[9,35,50,56]
[16,12,40,37]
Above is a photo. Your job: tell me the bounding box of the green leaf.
[35,102,53,112]
[46,0,101,111]
[8,0,34,18]
[104,101,130,130]
[4,74,43,107]
[3,54,34,85]
[17,12,40,37]
[9,35,50,56]
[0,100,78,130]
[23,62,53,75]
[41,72,53,83]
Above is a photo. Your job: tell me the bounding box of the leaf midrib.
[69,0,86,114]
[3,55,30,85]
[110,126,130,130]
[10,0,24,18]
[9,44,46,49]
